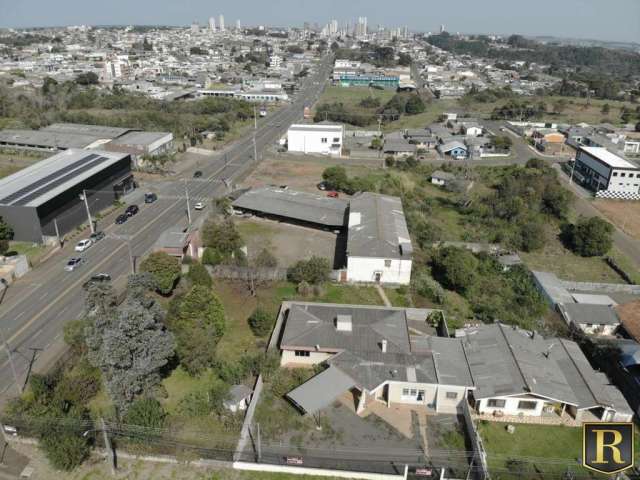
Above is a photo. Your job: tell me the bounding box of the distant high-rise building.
[219,14,225,32]
[356,17,368,38]
[208,16,216,32]
[329,19,338,36]
[191,21,199,34]
[236,19,241,31]
[440,24,445,34]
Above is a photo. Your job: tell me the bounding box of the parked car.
[193,170,203,178]
[317,181,327,191]
[194,202,205,210]
[83,273,111,289]
[74,239,93,252]
[327,191,339,198]
[64,257,84,272]
[115,214,128,225]
[125,205,139,217]
[89,231,105,243]
[144,192,157,204]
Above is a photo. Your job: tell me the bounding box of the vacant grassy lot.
[0,149,49,178]
[593,199,640,241]
[315,85,395,120]
[382,98,458,132]
[460,94,636,126]
[7,241,49,264]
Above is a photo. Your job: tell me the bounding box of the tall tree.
[87,273,175,412]
[139,252,181,295]
[0,216,14,255]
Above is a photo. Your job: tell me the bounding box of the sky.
[0,0,638,44]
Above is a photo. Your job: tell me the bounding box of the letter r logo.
[583,423,634,474]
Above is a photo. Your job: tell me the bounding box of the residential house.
[557,303,620,336]
[462,323,633,422]
[153,228,201,260]
[280,302,473,415]
[532,128,566,155]
[458,121,483,137]
[404,129,437,151]
[382,140,417,158]
[437,141,468,159]
[431,170,456,186]
[346,192,412,285]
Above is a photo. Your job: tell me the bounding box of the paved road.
[0,55,335,398]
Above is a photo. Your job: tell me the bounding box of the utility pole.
[126,238,135,274]
[22,347,42,392]
[569,159,576,184]
[253,135,258,163]
[253,105,257,130]
[0,328,19,395]
[184,179,192,225]
[256,423,262,462]
[80,190,95,234]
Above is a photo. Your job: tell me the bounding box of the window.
[384,259,392,267]
[321,137,328,143]
[294,350,310,357]
[629,174,635,178]
[487,399,506,408]
[446,392,458,400]
[620,173,626,177]
[402,388,410,396]
[333,137,340,143]
[612,172,618,177]
[518,400,538,410]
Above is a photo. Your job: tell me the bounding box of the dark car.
[144,192,157,204]
[89,231,105,243]
[193,170,203,178]
[83,273,111,289]
[125,205,139,217]
[64,257,84,272]
[115,214,128,225]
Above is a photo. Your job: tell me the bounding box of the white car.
[194,202,205,210]
[75,239,93,252]
[64,257,84,272]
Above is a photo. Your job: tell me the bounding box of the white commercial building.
[346,193,412,285]
[574,146,640,195]
[287,124,343,156]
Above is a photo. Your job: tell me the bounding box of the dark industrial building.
[0,149,134,243]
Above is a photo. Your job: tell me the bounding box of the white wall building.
[287,124,343,156]
[346,193,412,285]
[574,146,640,195]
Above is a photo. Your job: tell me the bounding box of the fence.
[461,402,490,480]
[207,265,288,282]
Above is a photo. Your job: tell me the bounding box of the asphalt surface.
[0,55,335,399]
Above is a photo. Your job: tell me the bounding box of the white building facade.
[575,146,640,195]
[287,124,343,156]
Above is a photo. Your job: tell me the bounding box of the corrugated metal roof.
[287,366,356,414]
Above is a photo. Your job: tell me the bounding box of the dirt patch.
[593,199,640,241]
[241,154,372,193]
[236,217,340,268]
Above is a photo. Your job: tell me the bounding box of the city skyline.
[0,0,638,44]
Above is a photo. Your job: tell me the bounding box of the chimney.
[381,339,388,353]
[336,314,352,332]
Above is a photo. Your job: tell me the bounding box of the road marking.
[38,292,48,301]
[15,312,25,320]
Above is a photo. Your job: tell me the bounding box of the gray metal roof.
[288,124,343,133]
[42,123,133,139]
[280,302,473,391]
[0,129,106,149]
[431,170,456,181]
[531,271,575,306]
[108,131,171,147]
[232,186,348,227]
[383,140,417,153]
[0,149,130,208]
[462,323,624,410]
[558,303,621,326]
[286,366,356,414]
[226,384,253,404]
[347,192,412,259]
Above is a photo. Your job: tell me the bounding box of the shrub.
[287,256,331,285]
[413,271,446,304]
[139,252,181,295]
[202,247,224,266]
[296,280,313,297]
[187,262,212,287]
[255,248,278,268]
[248,308,274,337]
[431,247,478,293]
[124,397,167,429]
[562,216,614,257]
[40,432,90,471]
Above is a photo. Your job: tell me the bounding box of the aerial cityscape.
[0,1,639,479]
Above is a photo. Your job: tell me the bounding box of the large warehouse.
[0,149,134,242]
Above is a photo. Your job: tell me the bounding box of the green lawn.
[7,241,48,264]
[317,85,395,113]
[384,287,412,307]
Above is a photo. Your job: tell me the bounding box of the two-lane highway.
[0,55,335,397]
